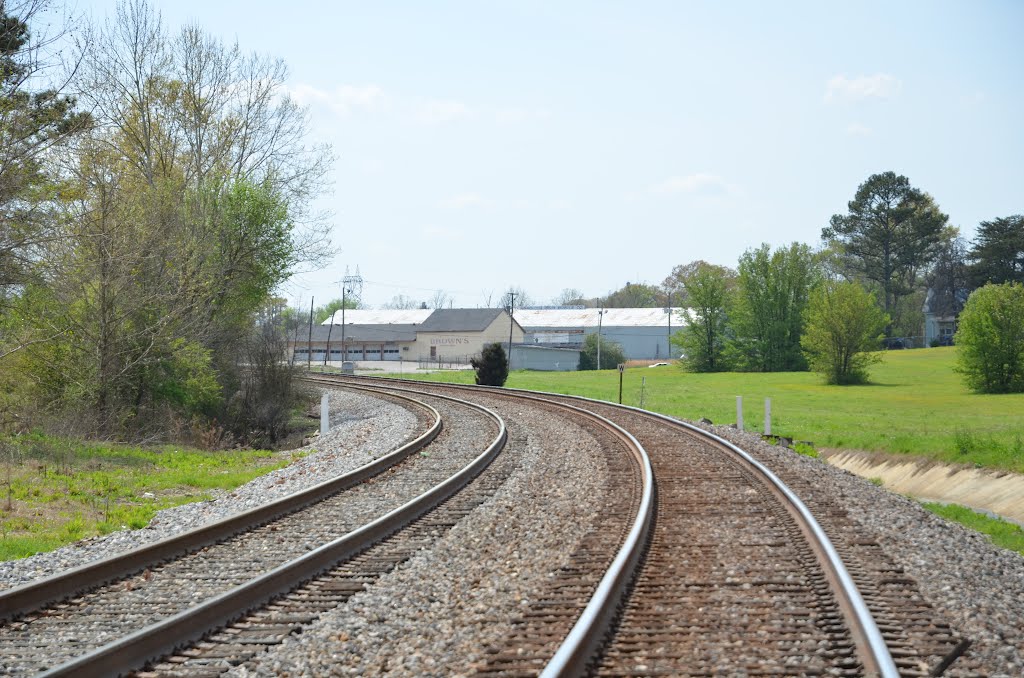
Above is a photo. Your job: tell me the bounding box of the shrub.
[955,283,1024,393]
[578,332,625,371]
[470,343,508,386]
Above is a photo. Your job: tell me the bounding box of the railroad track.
[0,376,971,676]
[334,377,968,677]
[0,385,505,676]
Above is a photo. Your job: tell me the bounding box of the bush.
[226,324,308,446]
[801,280,888,385]
[578,332,626,371]
[955,283,1024,393]
[470,343,508,386]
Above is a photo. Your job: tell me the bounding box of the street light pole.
[664,305,672,359]
[507,291,517,368]
[597,308,607,370]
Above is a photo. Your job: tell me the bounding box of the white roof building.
[513,308,683,328]
[512,308,685,361]
[324,309,433,325]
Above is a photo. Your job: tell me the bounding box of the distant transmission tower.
[343,266,364,307]
[338,267,363,363]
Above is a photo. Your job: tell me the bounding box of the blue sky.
[80,1,1024,309]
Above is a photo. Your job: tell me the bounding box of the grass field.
[0,434,300,560]
[396,347,1024,474]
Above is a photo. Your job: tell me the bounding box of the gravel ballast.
[224,394,611,677]
[2,385,1020,676]
[698,422,1024,676]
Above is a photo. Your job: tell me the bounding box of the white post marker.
[321,392,330,436]
[764,397,771,436]
[736,396,744,431]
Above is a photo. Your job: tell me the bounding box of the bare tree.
[429,289,452,309]
[499,287,532,311]
[383,294,420,309]
[552,288,586,306]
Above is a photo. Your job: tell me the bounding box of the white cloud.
[438,192,488,209]
[287,83,386,115]
[845,122,872,137]
[650,173,733,196]
[825,74,901,103]
[416,99,473,124]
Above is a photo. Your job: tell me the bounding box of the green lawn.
[395,347,1024,473]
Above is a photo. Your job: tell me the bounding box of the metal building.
[513,308,684,361]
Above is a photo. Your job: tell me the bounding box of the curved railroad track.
[334,376,968,677]
[0,385,505,676]
[0,376,972,676]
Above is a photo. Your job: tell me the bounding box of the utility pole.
[307,297,314,370]
[597,308,607,370]
[664,305,673,359]
[507,291,517,368]
[324,307,333,367]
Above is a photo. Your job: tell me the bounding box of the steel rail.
[321,375,656,678]
[0,385,441,622]
[39,387,507,678]
[335,375,899,678]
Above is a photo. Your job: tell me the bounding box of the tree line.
[670,171,1022,389]
[0,0,331,444]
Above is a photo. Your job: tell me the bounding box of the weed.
[868,477,884,487]
[62,516,86,540]
[954,428,974,456]
[792,442,819,458]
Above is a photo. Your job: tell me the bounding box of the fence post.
[764,398,771,436]
[321,392,330,435]
[736,396,743,431]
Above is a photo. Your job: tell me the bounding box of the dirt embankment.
[822,449,1024,527]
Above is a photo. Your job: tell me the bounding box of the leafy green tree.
[801,280,888,385]
[968,215,1024,288]
[0,2,89,291]
[470,342,508,386]
[13,1,330,436]
[924,227,970,322]
[577,332,626,371]
[731,243,819,372]
[823,171,948,336]
[955,283,1024,393]
[673,262,736,372]
[314,297,361,324]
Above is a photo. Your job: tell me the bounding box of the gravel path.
[0,388,419,591]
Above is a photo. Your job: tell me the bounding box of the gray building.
[507,344,581,371]
[513,308,683,361]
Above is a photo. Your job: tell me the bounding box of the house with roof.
[409,308,524,363]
